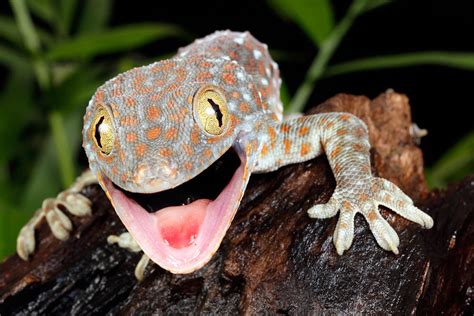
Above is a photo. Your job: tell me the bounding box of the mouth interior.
[118,148,240,211]
[113,148,241,249]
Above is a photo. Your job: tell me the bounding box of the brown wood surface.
[0,91,472,314]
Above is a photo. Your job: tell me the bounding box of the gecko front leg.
[255,112,433,255]
[16,170,97,260]
[107,232,150,281]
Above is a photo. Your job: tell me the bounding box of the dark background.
[110,0,474,165]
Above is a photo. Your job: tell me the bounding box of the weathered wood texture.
[1,91,472,314]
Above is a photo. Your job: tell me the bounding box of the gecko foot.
[107,232,150,281]
[16,170,97,260]
[307,176,433,255]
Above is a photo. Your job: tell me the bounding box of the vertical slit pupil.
[207,98,223,127]
[94,116,105,148]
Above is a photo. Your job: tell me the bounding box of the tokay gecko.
[17,31,434,279]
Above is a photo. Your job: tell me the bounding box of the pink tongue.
[155,199,209,249]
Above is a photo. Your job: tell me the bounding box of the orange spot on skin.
[119,150,126,162]
[121,173,127,183]
[283,139,291,154]
[95,90,104,103]
[261,144,268,156]
[187,95,193,104]
[334,163,342,174]
[383,194,392,203]
[183,162,193,170]
[197,72,212,81]
[222,72,235,85]
[135,144,147,157]
[300,143,310,156]
[224,63,235,71]
[120,116,137,126]
[159,148,172,157]
[326,121,334,129]
[330,146,342,159]
[182,144,193,156]
[280,124,290,133]
[97,152,113,163]
[165,128,178,140]
[342,201,351,210]
[367,211,377,222]
[146,127,161,140]
[203,148,212,158]
[336,128,347,136]
[340,114,351,121]
[147,106,160,120]
[352,143,364,152]
[111,165,118,175]
[232,91,240,99]
[396,200,406,209]
[298,126,309,136]
[125,98,136,106]
[126,132,137,142]
[239,102,250,113]
[359,193,369,202]
[190,127,200,145]
[258,62,265,76]
[167,100,174,107]
[200,61,212,68]
[268,126,276,148]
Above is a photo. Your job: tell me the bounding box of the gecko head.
[82,56,267,273]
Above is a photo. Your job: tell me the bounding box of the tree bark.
[1,91,472,314]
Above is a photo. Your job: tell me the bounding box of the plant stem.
[10,0,50,90]
[287,0,368,113]
[49,112,75,187]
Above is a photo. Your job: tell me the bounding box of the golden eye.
[92,105,115,155]
[193,85,229,135]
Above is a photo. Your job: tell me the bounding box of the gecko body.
[19,31,433,275]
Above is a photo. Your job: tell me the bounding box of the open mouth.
[98,147,250,273]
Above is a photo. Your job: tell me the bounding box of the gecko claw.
[16,170,97,260]
[108,232,150,281]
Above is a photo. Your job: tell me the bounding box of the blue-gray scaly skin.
[83,31,278,193]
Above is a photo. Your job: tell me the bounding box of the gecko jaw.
[97,148,250,274]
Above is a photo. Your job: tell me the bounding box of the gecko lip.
[116,148,240,213]
[98,146,250,274]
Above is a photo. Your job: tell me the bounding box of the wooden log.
[1,91,472,314]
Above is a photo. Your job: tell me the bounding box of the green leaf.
[21,111,82,212]
[0,206,32,261]
[57,0,78,36]
[78,0,112,34]
[46,23,187,60]
[426,131,474,188]
[0,70,34,164]
[287,0,370,113]
[363,0,392,13]
[49,112,75,187]
[10,0,41,53]
[325,51,474,77]
[0,44,30,71]
[26,0,55,25]
[268,0,334,46]
[0,15,22,46]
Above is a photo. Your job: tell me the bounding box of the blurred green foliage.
[0,0,473,260]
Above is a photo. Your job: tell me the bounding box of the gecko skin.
[82,31,433,274]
